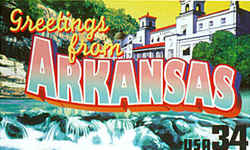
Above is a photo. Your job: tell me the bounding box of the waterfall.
[106,119,134,143]
[0,117,28,139]
[65,116,95,142]
[0,117,8,139]
[86,120,112,145]
[43,121,60,141]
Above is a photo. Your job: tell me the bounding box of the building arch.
[196,4,201,12]
[185,4,190,12]
[142,22,144,27]
[156,51,162,58]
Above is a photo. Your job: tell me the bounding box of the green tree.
[43,0,107,19]
[192,31,250,88]
[1,0,139,64]
[15,0,44,20]
[42,0,138,39]
[1,0,44,63]
[192,41,211,61]
[104,8,138,39]
[1,0,43,37]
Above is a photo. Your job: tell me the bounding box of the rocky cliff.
[0,54,26,97]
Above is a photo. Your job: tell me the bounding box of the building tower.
[176,0,205,36]
[180,0,205,15]
[139,12,156,30]
[230,0,239,10]
[137,12,156,45]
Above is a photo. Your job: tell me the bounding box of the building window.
[209,21,213,27]
[142,22,144,27]
[199,23,203,30]
[168,49,174,58]
[183,29,186,35]
[183,48,190,56]
[221,18,226,24]
[157,37,160,42]
[156,51,163,58]
[151,38,154,43]
[196,4,201,12]
[185,4,190,12]
[149,21,152,27]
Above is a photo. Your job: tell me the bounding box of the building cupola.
[180,0,205,16]
[139,12,157,30]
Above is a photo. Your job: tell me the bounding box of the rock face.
[0,54,26,97]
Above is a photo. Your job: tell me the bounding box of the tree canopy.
[42,0,139,39]
[0,0,139,63]
[192,31,250,89]
[1,0,138,39]
[1,0,43,20]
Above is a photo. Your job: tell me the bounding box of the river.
[0,91,249,150]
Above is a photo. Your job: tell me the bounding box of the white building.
[121,0,250,62]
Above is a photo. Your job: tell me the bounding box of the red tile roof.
[139,12,157,20]
[151,24,176,33]
[133,42,165,50]
[198,9,229,18]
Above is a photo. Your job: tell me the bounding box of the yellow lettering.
[10,8,23,33]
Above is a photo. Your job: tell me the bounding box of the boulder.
[17,112,50,125]
[5,123,26,139]
[173,119,191,135]
[133,126,170,150]
[81,112,116,122]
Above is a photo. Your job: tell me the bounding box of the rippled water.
[0,91,249,150]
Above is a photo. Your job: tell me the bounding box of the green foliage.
[15,0,44,20]
[42,0,106,19]
[1,0,138,64]
[192,31,250,88]
[192,41,211,62]
[3,0,138,39]
[0,0,43,38]
[104,8,139,38]
[42,0,139,39]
